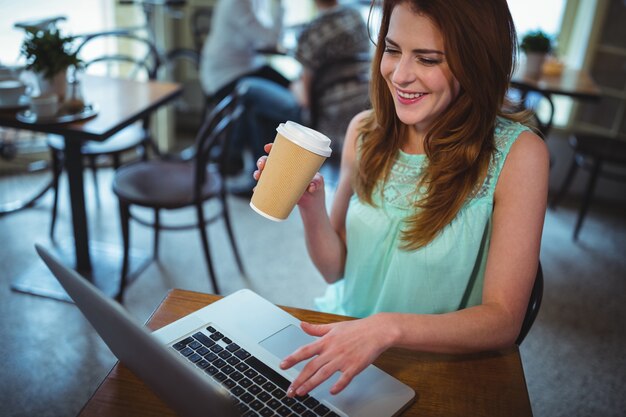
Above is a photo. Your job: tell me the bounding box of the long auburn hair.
[356,0,522,250]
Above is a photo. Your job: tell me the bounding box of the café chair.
[516,261,544,345]
[309,52,371,158]
[549,132,626,240]
[508,87,556,140]
[47,30,161,240]
[112,91,246,302]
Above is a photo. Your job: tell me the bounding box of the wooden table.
[511,65,601,101]
[80,289,533,417]
[0,74,182,301]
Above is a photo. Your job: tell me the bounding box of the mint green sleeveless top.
[315,117,529,317]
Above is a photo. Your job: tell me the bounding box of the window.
[0,0,113,66]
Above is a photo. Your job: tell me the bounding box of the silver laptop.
[36,244,415,417]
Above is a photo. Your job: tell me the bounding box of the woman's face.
[380,2,460,134]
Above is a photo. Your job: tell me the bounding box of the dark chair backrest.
[516,261,544,345]
[309,52,371,133]
[74,29,161,81]
[192,88,243,197]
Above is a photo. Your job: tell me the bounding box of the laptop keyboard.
[172,325,340,417]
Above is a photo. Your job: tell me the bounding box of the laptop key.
[226,342,240,352]
[272,387,286,399]
[196,359,210,369]
[260,407,274,416]
[302,411,316,417]
[196,346,210,356]
[180,347,193,357]
[262,381,277,392]
[235,362,249,372]
[244,368,258,379]
[213,359,227,368]
[213,372,227,382]
[188,353,202,363]
[218,350,232,360]
[206,326,216,333]
[227,356,240,366]
[205,365,218,375]
[303,397,320,409]
[192,332,215,348]
[210,344,223,353]
[253,375,268,385]
[234,348,251,360]
[313,403,331,416]
[188,340,202,350]
[210,331,224,341]
[172,336,194,350]
[245,356,291,391]
[231,385,245,397]
[267,398,282,410]
[249,399,264,411]
[276,405,292,416]
[230,371,244,381]
[221,365,235,375]
[248,385,262,396]
[239,378,253,389]
[257,391,272,402]
[240,392,254,404]
[223,379,236,389]
[293,403,307,413]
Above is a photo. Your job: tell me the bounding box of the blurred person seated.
[199,0,291,128]
[227,0,370,195]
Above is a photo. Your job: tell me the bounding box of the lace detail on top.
[379,118,528,210]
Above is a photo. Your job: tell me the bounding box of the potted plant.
[520,30,553,78]
[20,27,81,100]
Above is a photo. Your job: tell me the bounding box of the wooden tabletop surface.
[79,289,533,417]
[0,74,182,141]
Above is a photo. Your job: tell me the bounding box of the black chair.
[112,90,246,302]
[309,53,371,157]
[48,30,161,240]
[508,87,556,140]
[550,132,626,240]
[516,261,544,345]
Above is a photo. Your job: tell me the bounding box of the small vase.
[36,70,68,101]
[523,52,546,79]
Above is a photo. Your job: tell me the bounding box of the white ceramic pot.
[523,52,546,79]
[37,70,68,101]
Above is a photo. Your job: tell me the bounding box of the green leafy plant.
[20,27,81,79]
[520,30,553,54]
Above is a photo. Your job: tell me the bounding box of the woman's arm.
[297,111,366,282]
[281,130,550,396]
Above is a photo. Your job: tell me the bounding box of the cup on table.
[0,79,27,107]
[250,121,332,221]
[29,94,59,118]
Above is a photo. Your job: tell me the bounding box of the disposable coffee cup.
[250,121,332,221]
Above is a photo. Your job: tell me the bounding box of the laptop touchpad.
[259,324,317,372]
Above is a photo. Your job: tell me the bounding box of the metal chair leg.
[196,202,220,294]
[221,192,246,277]
[153,208,160,260]
[88,155,100,208]
[574,157,602,241]
[117,201,131,303]
[49,149,63,240]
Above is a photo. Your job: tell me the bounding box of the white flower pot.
[523,52,546,79]
[36,70,68,101]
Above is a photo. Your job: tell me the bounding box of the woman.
[254,0,549,397]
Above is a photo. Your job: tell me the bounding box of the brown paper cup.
[250,122,332,221]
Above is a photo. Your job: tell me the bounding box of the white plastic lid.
[276,121,332,157]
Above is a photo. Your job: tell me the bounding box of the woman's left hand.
[280,315,393,397]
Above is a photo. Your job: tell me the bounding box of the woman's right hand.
[253,143,326,210]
